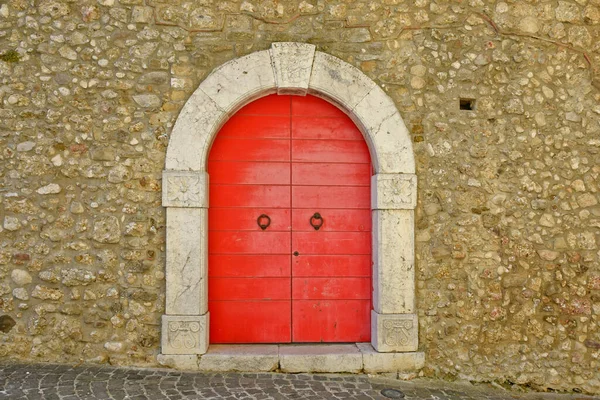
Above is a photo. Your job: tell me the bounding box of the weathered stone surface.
[165,89,227,171]
[198,345,279,372]
[161,314,209,355]
[372,312,418,352]
[357,343,425,373]
[3,216,21,231]
[372,210,414,314]
[92,216,121,244]
[11,269,32,286]
[31,285,63,301]
[162,171,208,208]
[372,174,417,210]
[280,344,362,373]
[156,354,199,370]
[201,50,276,113]
[12,288,29,300]
[133,94,161,108]
[1,1,600,393]
[351,85,415,174]
[165,208,207,315]
[309,51,376,112]
[270,42,315,95]
[36,184,61,195]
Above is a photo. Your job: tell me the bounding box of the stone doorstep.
[157,344,424,374]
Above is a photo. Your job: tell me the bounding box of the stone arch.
[160,43,419,361]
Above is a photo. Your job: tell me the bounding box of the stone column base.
[371,311,418,352]
[161,314,209,355]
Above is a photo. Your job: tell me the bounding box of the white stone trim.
[161,314,209,355]
[162,171,208,208]
[270,42,316,95]
[371,312,418,352]
[161,42,417,360]
[372,173,417,210]
[165,207,207,316]
[157,344,425,373]
[372,210,415,314]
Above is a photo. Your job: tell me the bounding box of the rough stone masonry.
[0,0,599,395]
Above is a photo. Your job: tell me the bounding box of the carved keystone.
[161,314,209,355]
[371,311,418,352]
[372,174,417,210]
[270,42,316,95]
[162,170,208,208]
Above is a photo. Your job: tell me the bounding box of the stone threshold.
[157,343,424,374]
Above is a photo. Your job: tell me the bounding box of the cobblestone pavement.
[0,363,598,400]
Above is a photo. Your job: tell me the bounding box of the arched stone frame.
[160,43,418,357]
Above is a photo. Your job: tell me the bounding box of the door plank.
[210,300,292,343]
[292,163,370,186]
[210,231,290,254]
[210,185,290,208]
[292,186,370,209]
[209,255,291,277]
[292,209,370,232]
[292,277,370,300]
[293,255,371,277]
[210,277,291,300]
[209,161,290,185]
[292,300,370,342]
[292,139,370,163]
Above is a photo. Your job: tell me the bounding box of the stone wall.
[0,0,599,394]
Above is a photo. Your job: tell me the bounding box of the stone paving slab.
[0,362,598,400]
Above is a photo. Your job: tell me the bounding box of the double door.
[208,94,371,343]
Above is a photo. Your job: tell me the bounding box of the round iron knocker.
[257,214,271,230]
[310,212,323,231]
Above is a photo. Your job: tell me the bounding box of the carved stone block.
[372,174,417,210]
[201,50,276,114]
[270,42,316,95]
[372,210,414,314]
[353,86,415,174]
[165,207,207,315]
[162,170,208,208]
[371,311,418,352]
[309,51,376,111]
[161,314,209,355]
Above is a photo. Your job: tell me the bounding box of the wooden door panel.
[292,139,370,163]
[292,277,370,300]
[209,94,372,344]
[292,232,371,255]
[210,277,291,300]
[218,115,291,139]
[210,185,290,208]
[293,255,371,277]
[292,117,364,140]
[210,138,290,162]
[237,95,291,116]
[292,163,370,186]
[210,300,291,343]
[209,255,291,277]
[291,95,346,117]
[209,161,290,185]
[292,186,370,209]
[209,208,291,231]
[292,300,370,342]
[210,231,290,254]
[291,209,370,232]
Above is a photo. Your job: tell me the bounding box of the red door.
[208,95,371,343]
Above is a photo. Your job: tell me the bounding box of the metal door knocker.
[310,212,323,230]
[257,214,271,230]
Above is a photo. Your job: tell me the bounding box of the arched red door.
[208,94,371,343]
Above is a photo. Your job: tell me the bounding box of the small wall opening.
[459,98,475,111]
